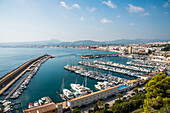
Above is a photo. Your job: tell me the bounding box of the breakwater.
[80,54,119,59]
[0,54,53,96]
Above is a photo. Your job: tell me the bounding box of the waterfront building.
[128,46,132,54]
[23,80,139,112]
[67,80,139,109]
[23,97,63,113]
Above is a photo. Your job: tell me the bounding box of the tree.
[72,107,81,113]
[97,100,104,108]
[117,93,123,100]
[93,104,99,113]
[133,88,138,94]
[143,73,170,112]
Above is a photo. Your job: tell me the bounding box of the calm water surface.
[0,47,134,109]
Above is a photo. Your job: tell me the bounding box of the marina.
[0,48,135,110]
[64,65,129,83]
[78,61,144,77]
[3,55,52,100]
[80,54,119,59]
[93,60,152,73]
[127,61,155,68]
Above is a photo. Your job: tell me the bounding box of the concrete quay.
[80,54,119,59]
[0,54,53,96]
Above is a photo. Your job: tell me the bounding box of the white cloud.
[163,2,170,8]
[60,1,69,9]
[72,4,80,9]
[60,1,80,9]
[102,0,117,8]
[116,14,120,18]
[140,12,150,16]
[128,4,144,13]
[130,22,134,26]
[164,11,168,15]
[99,28,105,31]
[91,7,96,11]
[80,16,84,21]
[100,18,112,23]
[130,22,138,26]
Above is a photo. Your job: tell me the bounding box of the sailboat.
[59,78,67,100]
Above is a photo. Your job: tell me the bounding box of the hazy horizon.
[0,0,170,42]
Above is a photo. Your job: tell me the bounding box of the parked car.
[131,93,135,96]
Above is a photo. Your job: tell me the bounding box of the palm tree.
[133,88,138,94]
[117,93,123,100]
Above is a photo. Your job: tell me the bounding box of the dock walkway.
[80,54,119,59]
[0,54,53,97]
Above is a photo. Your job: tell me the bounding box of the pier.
[80,54,119,59]
[0,54,53,97]
[78,61,143,77]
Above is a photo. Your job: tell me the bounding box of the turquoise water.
[118,84,129,90]
[0,47,135,109]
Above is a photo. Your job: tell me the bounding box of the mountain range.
[0,39,169,47]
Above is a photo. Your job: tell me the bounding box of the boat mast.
[75,76,77,84]
[60,78,64,93]
[85,76,87,87]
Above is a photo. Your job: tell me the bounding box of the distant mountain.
[0,39,61,47]
[0,39,169,47]
[106,39,170,45]
[58,40,105,46]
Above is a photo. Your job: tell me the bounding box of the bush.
[72,107,81,113]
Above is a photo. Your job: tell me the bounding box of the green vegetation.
[93,100,112,113]
[151,44,170,51]
[161,44,170,51]
[72,107,81,113]
[133,52,150,55]
[116,93,123,100]
[74,73,169,113]
[133,88,138,94]
[111,92,146,113]
[143,73,170,112]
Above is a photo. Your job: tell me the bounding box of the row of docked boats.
[94,81,114,90]
[127,61,155,68]
[133,59,169,67]
[28,97,50,108]
[10,62,41,99]
[93,60,152,73]
[64,65,129,83]
[78,61,143,77]
[0,100,14,112]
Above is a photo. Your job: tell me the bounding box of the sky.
[0,0,170,42]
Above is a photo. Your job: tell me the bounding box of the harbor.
[78,61,144,77]
[80,54,119,59]
[1,47,166,112]
[0,54,54,112]
[64,65,129,83]
[93,60,152,73]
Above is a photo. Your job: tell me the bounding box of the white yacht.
[63,89,74,99]
[70,84,93,95]
[95,81,112,90]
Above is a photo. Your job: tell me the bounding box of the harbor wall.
[0,54,50,95]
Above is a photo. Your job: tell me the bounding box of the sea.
[0,47,135,109]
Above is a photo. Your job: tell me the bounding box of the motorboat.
[28,103,34,108]
[63,89,74,99]
[34,101,39,107]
